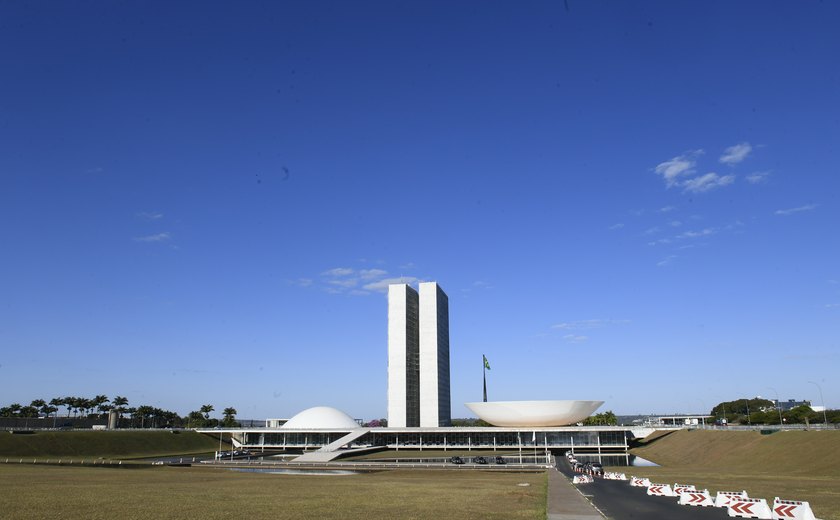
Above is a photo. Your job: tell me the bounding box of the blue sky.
[1,1,838,420]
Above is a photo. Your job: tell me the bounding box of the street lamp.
[808,381,829,426]
[767,387,784,428]
[743,398,751,426]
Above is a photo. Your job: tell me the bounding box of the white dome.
[465,400,604,427]
[281,406,360,429]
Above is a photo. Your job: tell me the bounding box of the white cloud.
[328,279,358,288]
[775,204,818,216]
[643,226,661,235]
[720,142,752,165]
[654,150,703,187]
[359,268,388,280]
[746,171,770,184]
[682,172,735,193]
[609,223,625,230]
[659,206,676,213]
[647,238,673,246]
[562,334,589,343]
[293,278,313,287]
[678,228,716,239]
[657,255,677,267]
[670,220,682,227]
[362,277,419,293]
[552,319,630,330]
[825,303,840,309]
[322,267,354,277]
[136,211,163,220]
[133,232,171,242]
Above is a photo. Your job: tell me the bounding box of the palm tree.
[112,396,128,425]
[49,398,64,417]
[200,404,214,420]
[30,399,46,416]
[222,407,237,426]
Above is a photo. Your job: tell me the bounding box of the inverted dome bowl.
[465,400,604,427]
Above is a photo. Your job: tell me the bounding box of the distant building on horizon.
[387,282,451,427]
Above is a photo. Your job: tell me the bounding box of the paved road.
[556,460,729,520]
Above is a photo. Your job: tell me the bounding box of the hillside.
[632,429,840,477]
[627,429,840,520]
[0,430,223,459]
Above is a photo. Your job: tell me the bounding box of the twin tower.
[387,282,451,427]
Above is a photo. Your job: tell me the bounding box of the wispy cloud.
[133,232,171,242]
[322,267,354,277]
[825,303,840,309]
[657,255,677,267]
[677,228,716,239]
[720,142,752,165]
[359,268,388,280]
[552,319,630,330]
[670,220,682,227]
[315,264,426,294]
[654,150,703,187]
[363,277,419,293]
[682,173,735,193]
[643,226,661,235]
[659,206,676,213]
[562,334,589,343]
[746,171,770,184]
[609,223,625,230]
[775,204,818,216]
[136,211,164,220]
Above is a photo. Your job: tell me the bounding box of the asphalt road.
[556,460,729,520]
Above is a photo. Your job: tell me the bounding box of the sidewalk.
[547,468,603,520]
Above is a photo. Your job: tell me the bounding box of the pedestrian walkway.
[547,467,604,520]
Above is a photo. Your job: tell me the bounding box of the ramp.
[293,429,370,463]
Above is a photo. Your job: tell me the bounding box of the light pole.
[743,398,751,425]
[767,387,784,428]
[808,381,829,426]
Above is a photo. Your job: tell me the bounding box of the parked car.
[474,456,487,464]
[449,456,464,464]
[495,456,506,464]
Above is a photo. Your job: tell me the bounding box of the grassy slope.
[0,431,223,459]
[623,429,840,520]
[0,465,546,520]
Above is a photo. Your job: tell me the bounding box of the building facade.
[388,282,451,428]
[419,282,451,427]
[387,284,420,427]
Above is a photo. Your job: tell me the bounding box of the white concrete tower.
[419,281,451,427]
[387,284,419,427]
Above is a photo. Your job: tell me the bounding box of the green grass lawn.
[0,430,224,459]
[619,429,840,520]
[0,464,546,520]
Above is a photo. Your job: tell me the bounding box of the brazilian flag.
[483,354,491,370]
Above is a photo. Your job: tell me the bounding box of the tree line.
[0,396,241,428]
[711,397,838,425]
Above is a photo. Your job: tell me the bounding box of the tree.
[222,407,238,427]
[200,404,214,420]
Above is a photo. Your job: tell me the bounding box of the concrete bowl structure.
[465,400,604,427]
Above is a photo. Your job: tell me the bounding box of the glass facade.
[236,428,629,451]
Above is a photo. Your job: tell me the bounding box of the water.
[569,454,658,467]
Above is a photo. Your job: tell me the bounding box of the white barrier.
[573,475,594,484]
[772,498,817,520]
[674,483,697,494]
[647,483,676,497]
[630,476,651,487]
[717,491,750,508]
[679,489,715,507]
[603,472,627,480]
[727,497,772,519]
